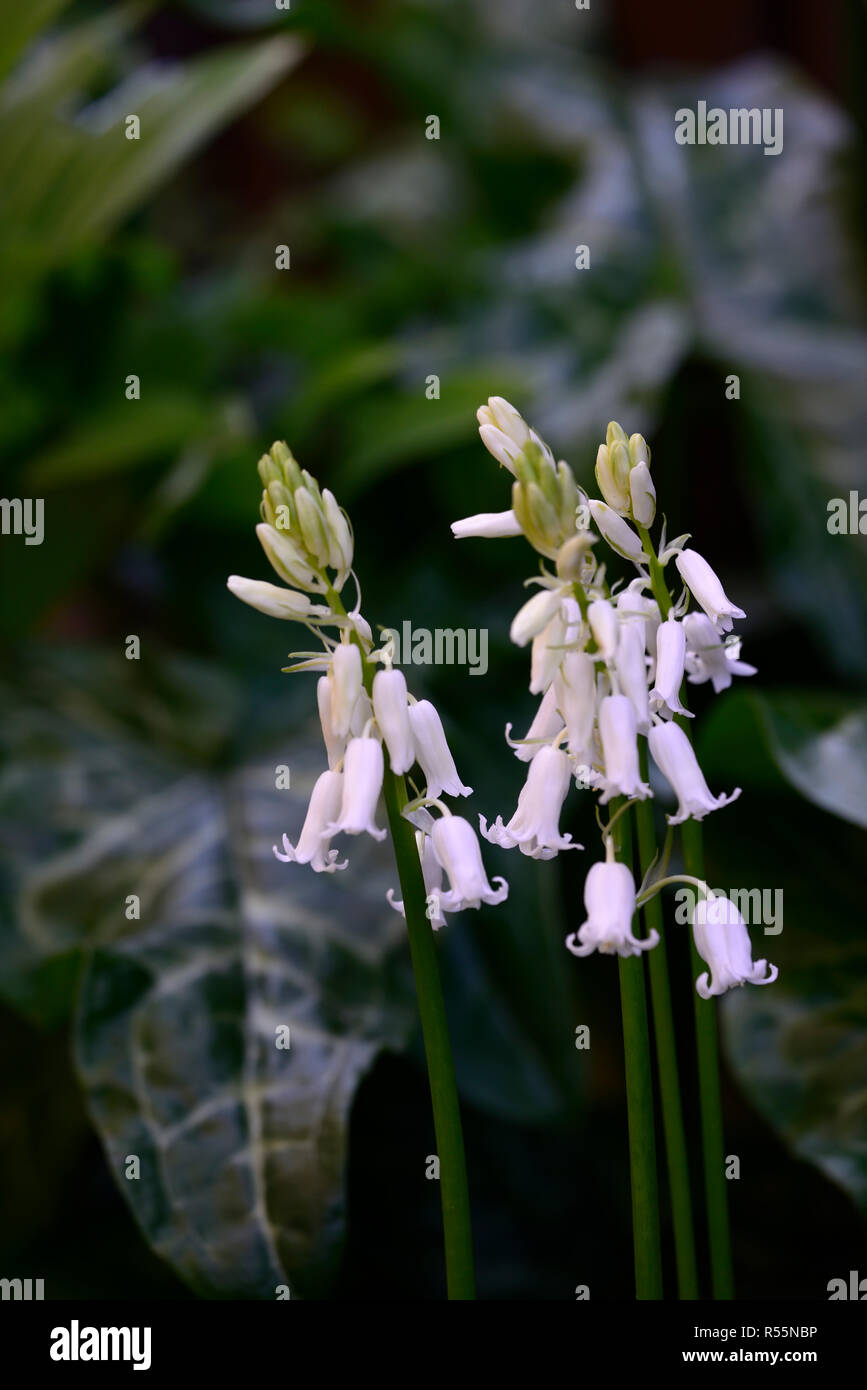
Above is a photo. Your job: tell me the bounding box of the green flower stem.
[635,524,673,621]
[634,746,700,1299]
[682,818,734,1301]
[636,525,735,1300]
[329,585,475,1299]
[612,804,664,1300]
[381,768,476,1300]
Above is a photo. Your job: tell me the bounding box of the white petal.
[408,700,471,798]
[675,549,745,633]
[330,643,363,737]
[327,737,386,840]
[372,668,415,775]
[451,510,523,539]
[511,587,564,648]
[588,500,646,562]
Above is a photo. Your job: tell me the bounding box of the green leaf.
[698,690,867,830]
[0,19,301,275]
[696,690,786,796]
[727,977,867,1219]
[26,393,211,486]
[0,0,75,82]
[0,648,414,1298]
[754,693,867,831]
[61,38,302,250]
[720,801,867,1219]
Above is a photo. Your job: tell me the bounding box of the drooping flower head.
[230,440,505,922]
[452,398,764,988]
[566,845,659,959]
[692,893,778,999]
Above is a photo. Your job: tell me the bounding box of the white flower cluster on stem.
[453,400,773,996]
[228,441,508,931]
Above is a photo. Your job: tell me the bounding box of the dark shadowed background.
[0,0,865,1300]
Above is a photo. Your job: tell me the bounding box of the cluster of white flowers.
[453,399,776,997]
[228,441,508,929]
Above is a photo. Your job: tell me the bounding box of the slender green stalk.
[633,747,700,1299]
[613,806,663,1300]
[635,525,673,621]
[681,817,734,1301]
[381,768,476,1300]
[329,585,475,1299]
[636,524,734,1300]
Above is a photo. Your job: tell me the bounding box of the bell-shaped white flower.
[675,548,746,633]
[615,621,650,733]
[554,651,597,757]
[649,616,692,719]
[316,675,346,769]
[274,769,348,873]
[684,613,757,693]
[511,586,565,648]
[598,694,651,804]
[629,461,656,527]
[507,683,563,762]
[588,598,618,662]
[330,642,363,737]
[388,832,449,930]
[566,852,659,958]
[692,893,778,998]
[588,500,646,562]
[480,745,580,859]
[407,699,471,798]
[431,814,509,911]
[372,668,415,775]
[648,721,740,824]
[227,576,331,622]
[326,736,386,840]
[451,510,523,540]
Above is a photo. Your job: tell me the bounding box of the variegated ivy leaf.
[0,647,414,1299]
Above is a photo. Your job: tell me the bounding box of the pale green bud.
[596,424,656,527]
[610,440,632,499]
[321,488,354,575]
[555,532,596,581]
[257,441,303,493]
[526,481,560,542]
[629,461,656,527]
[257,452,282,486]
[595,442,631,512]
[555,460,581,521]
[261,479,296,531]
[628,433,650,468]
[295,486,331,568]
[256,522,320,591]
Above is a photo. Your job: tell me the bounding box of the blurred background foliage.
[0,0,865,1299]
